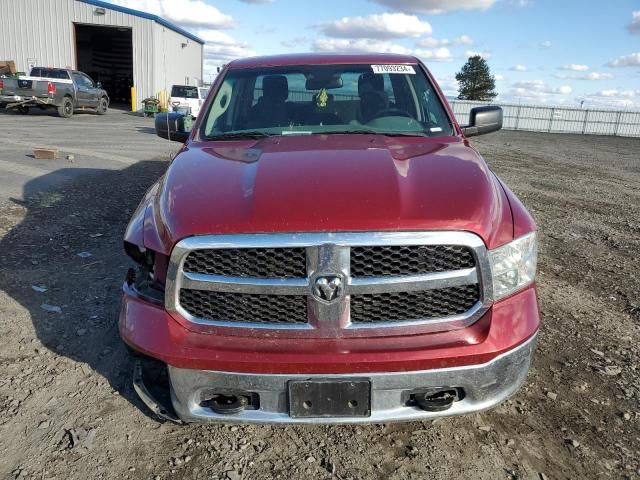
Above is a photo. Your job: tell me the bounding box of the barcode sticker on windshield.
[371,65,416,74]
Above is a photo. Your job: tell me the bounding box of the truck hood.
[149,135,513,252]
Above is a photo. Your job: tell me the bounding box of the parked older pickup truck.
[0,67,109,117]
[122,53,539,424]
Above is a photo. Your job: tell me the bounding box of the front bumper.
[168,333,536,424]
[121,283,540,423]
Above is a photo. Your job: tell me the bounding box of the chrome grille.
[184,247,306,278]
[350,285,480,323]
[167,232,492,337]
[350,245,475,277]
[179,289,308,324]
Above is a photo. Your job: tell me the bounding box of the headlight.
[489,232,538,300]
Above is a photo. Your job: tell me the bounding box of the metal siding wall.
[152,22,203,103]
[0,0,74,71]
[0,0,173,106]
[449,100,640,138]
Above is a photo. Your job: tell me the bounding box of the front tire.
[58,97,73,118]
[96,97,108,115]
[17,105,29,115]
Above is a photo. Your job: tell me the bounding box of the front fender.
[492,175,536,238]
[124,180,171,255]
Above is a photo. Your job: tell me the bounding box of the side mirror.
[155,112,191,143]
[96,81,103,89]
[461,106,502,137]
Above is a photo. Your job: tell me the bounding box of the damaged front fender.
[124,180,171,256]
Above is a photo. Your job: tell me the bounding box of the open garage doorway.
[75,24,133,106]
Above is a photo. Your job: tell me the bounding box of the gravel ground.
[0,107,178,199]
[0,128,638,480]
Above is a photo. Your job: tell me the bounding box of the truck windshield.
[201,64,454,139]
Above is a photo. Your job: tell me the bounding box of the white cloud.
[312,39,454,62]
[555,71,613,80]
[415,47,454,62]
[197,30,255,65]
[417,35,473,48]
[110,0,233,29]
[559,64,590,71]
[110,0,248,75]
[580,89,640,109]
[433,75,459,96]
[583,72,613,80]
[509,65,527,72]
[370,0,496,14]
[510,80,572,97]
[312,38,412,55]
[319,13,431,39]
[254,25,276,34]
[590,89,639,98]
[608,52,640,67]
[627,11,640,34]
[464,50,491,59]
[540,40,552,48]
[494,74,505,81]
[281,36,310,48]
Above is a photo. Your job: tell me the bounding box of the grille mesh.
[183,248,307,278]
[350,285,479,323]
[179,289,308,324]
[350,245,475,277]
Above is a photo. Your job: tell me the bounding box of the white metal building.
[0,0,204,108]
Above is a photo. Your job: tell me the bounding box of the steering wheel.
[371,108,413,119]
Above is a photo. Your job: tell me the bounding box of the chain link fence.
[449,100,640,138]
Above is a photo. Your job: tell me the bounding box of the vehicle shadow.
[135,126,157,134]
[0,160,169,416]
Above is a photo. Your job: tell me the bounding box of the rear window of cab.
[29,68,70,80]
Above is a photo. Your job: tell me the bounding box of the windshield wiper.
[317,130,430,137]
[379,132,430,137]
[316,129,378,135]
[207,131,273,140]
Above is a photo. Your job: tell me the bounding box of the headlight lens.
[489,232,538,300]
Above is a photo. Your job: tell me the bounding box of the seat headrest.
[358,73,384,96]
[262,75,288,102]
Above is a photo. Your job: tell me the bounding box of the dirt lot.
[0,128,638,480]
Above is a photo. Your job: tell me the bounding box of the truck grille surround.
[166,232,493,338]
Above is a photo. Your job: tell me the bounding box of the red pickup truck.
[121,53,539,424]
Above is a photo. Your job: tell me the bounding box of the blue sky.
[112,0,640,109]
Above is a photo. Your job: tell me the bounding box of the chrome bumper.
[0,95,24,102]
[1,95,54,106]
[168,334,537,424]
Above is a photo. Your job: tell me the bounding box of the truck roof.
[227,53,420,70]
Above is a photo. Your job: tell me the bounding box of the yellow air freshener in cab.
[317,88,329,108]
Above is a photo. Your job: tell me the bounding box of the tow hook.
[409,388,463,412]
[132,360,183,424]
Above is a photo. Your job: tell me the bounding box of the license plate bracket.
[288,379,371,418]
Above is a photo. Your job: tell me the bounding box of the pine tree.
[455,56,498,101]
